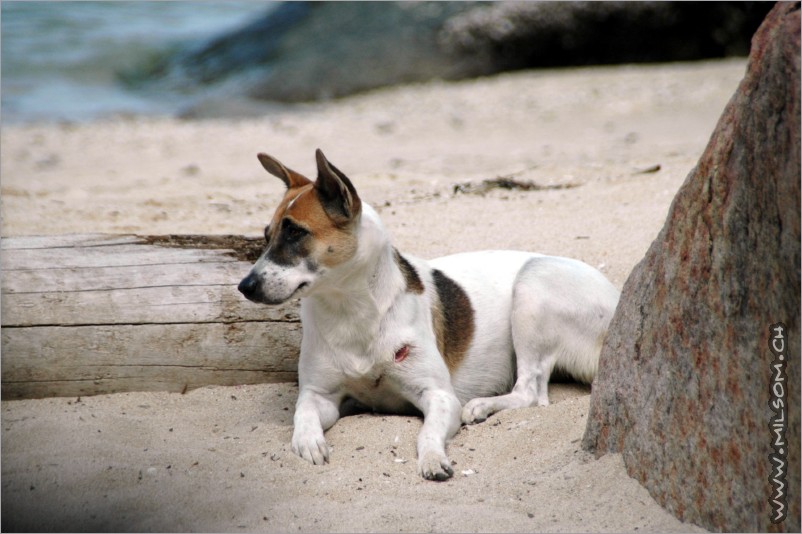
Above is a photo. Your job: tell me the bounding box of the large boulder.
[120,2,770,105]
[440,2,772,70]
[119,2,481,102]
[582,3,800,533]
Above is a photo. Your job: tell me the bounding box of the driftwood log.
[1,234,301,400]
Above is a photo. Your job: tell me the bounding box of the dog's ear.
[314,149,362,223]
[257,153,312,189]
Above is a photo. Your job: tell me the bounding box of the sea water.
[1,1,272,123]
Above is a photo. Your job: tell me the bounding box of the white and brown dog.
[239,149,619,481]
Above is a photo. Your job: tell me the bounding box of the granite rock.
[582,3,800,532]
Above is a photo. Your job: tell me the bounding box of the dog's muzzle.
[238,270,310,305]
[238,272,262,303]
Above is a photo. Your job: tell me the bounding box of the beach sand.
[0,59,746,532]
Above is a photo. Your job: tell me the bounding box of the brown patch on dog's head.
[430,269,475,373]
[257,150,362,270]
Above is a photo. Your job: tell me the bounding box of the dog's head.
[238,149,362,305]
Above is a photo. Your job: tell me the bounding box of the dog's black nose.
[238,274,259,299]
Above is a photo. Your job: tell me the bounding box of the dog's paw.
[418,451,454,481]
[291,428,330,466]
[461,398,494,425]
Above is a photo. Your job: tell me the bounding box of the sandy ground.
[0,59,747,532]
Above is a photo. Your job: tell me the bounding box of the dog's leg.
[291,387,341,465]
[461,354,556,424]
[462,275,558,424]
[462,257,615,424]
[415,388,462,481]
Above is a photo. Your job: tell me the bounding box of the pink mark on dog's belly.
[394,345,410,363]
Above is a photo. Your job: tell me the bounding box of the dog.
[238,149,620,481]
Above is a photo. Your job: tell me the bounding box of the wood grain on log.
[1,234,300,399]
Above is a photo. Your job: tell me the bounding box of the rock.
[244,2,479,102]
[120,2,481,103]
[121,2,771,105]
[582,3,800,532]
[440,2,773,70]
[153,2,309,86]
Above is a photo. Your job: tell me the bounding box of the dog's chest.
[341,362,414,414]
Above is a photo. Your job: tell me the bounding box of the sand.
[0,58,746,532]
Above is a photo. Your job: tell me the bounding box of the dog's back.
[422,250,619,406]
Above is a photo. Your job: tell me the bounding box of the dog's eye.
[283,220,309,242]
[286,226,307,242]
[263,224,271,244]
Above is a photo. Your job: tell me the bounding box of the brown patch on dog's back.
[394,249,424,294]
[431,269,475,373]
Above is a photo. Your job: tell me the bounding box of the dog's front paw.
[418,450,454,481]
[291,428,330,466]
[461,398,494,425]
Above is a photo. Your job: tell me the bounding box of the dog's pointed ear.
[314,149,362,223]
[257,153,312,189]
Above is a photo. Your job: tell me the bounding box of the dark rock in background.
[120,2,480,102]
[161,2,310,86]
[243,2,479,102]
[120,1,772,104]
[440,1,773,71]
[582,3,800,532]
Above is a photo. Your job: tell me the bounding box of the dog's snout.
[238,273,260,299]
